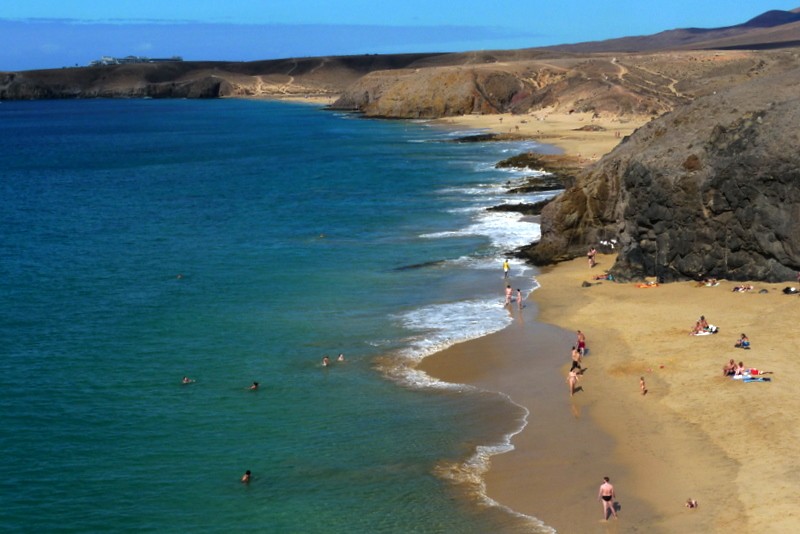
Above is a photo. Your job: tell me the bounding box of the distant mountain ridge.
[742,8,800,28]
[2,8,800,102]
[543,8,800,53]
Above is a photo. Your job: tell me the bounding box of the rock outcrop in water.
[521,67,800,282]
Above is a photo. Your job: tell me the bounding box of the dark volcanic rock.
[522,67,800,282]
[506,176,564,193]
[496,153,581,190]
[487,199,551,216]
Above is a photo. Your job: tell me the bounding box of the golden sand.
[421,108,800,532]
[435,110,649,162]
[422,253,800,532]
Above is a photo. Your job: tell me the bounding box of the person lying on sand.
[686,498,698,508]
[732,284,754,292]
[734,362,773,376]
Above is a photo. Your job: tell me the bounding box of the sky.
[2,1,799,71]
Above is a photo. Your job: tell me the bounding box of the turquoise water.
[1,99,559,532]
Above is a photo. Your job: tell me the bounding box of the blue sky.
[2,1,799,71]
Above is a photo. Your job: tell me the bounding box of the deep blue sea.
[0,99,560,533]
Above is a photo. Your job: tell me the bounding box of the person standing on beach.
[567,369,580,397]
[505,285,512,306]
[516,289,522,309]
[570,346,582,372]
[598,477,617,520]
[587,247,597,268]
[640,376,647,395]
[503,259,510,278]
[576,330,587,356]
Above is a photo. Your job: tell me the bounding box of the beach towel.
[693,325,718,336]
[732,374,771,382]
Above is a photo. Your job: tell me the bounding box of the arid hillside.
[2,7,800,114]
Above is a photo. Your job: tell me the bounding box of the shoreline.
[420,252,800,532]
[414,110,656,532]
[413,108,796,532]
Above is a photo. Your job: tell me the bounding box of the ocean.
[0,98,560,532]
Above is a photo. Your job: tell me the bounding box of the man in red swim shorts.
[576,330,586,356]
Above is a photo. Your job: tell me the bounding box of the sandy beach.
[416,105,800,533]
[435,110,649,162]
[420,251,800,532]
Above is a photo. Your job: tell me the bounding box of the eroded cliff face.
[523,67,800,282]
[330,60,681,119]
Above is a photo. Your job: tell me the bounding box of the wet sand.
[420,254,800,532]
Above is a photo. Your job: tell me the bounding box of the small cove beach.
[419,110,800,532]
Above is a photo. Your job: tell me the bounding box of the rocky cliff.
[522,66,800,282]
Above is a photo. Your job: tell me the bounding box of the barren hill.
[2,7,800,113]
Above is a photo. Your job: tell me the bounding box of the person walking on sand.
[576,330,587,356]
[570,346,582,372]
[640,376,647,395]
[567,369,580,397]
[598,477,617,520]
[503,259,510,278]
[504,285,512,306]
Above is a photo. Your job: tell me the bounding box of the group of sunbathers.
[722,358,771,378]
